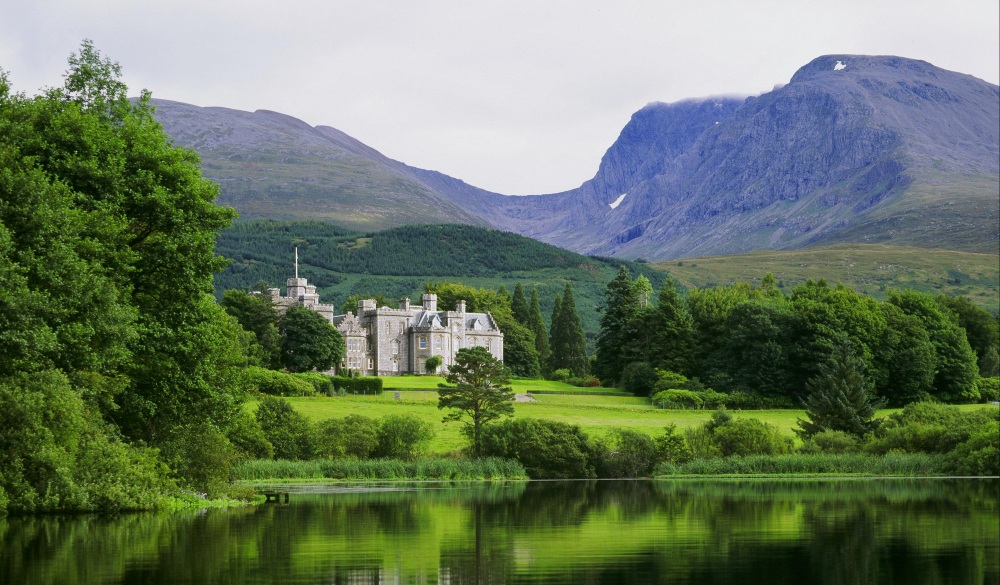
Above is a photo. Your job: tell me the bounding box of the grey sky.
[3,1,998,195]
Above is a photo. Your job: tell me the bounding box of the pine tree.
[594,267,641,386]
[511,283,530,324]
[796,341,882,438]
[650,279,695,375]
[548,291,563,373]
[528,288,552,376]
[550,284,588,377]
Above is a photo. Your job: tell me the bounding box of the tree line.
[594,267,999,406]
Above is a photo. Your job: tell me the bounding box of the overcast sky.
[3,1,998,195]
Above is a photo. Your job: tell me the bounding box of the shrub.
[549,368,572,382]
[651,389,704,410]
[332,376,384,395]
[712,417,793,457]
[942,427,1000,476]
[621,362,657,396]
[313,415,380,459]
[255,396,314,460]
[594,428,659,478]
[654,424,693,464]
[566,375,601,388]
[480,418,597,479]
[245,366,315,396]
[863,402,998,455]
[976,377,999,402]
[293,372,334,395]
[684,426,722,459]
[374,414,435,460]
[160,422,238,498]
[225,409,274,459]
[798,430,860,454]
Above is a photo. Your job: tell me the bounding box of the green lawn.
[277,392,995,457]
[379,376,621,394]
[283,393,804,455]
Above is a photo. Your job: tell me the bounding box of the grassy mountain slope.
[214,221,666,338]
[656,244,999,313]
[153,99,489,231]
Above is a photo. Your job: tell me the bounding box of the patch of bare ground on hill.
[655,243,999,313]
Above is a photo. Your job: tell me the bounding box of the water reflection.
[1,479,996,584]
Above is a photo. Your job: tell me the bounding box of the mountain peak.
[789,54,942,84]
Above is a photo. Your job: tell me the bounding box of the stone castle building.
[267,251,503,375]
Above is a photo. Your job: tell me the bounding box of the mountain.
[154,54,999,260]
[151,100,492,231]
[472,55,999,259]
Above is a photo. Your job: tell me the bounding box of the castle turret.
[422,294,437,312]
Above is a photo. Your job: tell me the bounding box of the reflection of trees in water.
[1,479,996,584]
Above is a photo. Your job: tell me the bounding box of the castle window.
[435,336,442,350]
[486,338,492,350]
[367,357,374,370]
[392,360,398,372]
[419,336,427,350]
[391,340,400,355]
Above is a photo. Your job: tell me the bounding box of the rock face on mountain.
[154,55,999,259]
[469,55,999,258]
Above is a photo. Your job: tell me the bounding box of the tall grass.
[655,453,947,477]
[233,457,527,481]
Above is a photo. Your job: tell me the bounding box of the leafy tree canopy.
[438,346,515,457]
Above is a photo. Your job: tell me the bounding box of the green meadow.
[276,389,997,456]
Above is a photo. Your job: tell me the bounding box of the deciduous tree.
[280,306,344,373]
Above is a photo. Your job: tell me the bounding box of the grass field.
[655,243,1000,313]
[276,390,997,456]
[380,376,623,394]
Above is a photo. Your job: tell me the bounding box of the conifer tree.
[796,341,881,438]
[548,291,563,371]
[511,283,530,324]
[595,267,641,386]
[528,288,551,376]
[550,284,588,377]
[650,279,695,375]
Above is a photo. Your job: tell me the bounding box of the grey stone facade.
[269,273,503,376]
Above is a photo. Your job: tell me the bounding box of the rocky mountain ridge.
[153,54,999,259]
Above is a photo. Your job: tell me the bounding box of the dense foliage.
[595,271,995,407]
[0,43,253,512]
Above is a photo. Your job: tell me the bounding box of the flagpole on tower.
[295,246,299,279]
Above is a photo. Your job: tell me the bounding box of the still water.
[2,479,997,584]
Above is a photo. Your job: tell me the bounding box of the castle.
[267,250,503,375]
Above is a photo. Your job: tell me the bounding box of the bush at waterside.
[655,452,945,476]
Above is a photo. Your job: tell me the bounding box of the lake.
[2,478,997,584]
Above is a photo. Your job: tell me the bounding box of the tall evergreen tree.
[796,341,882,438]
[650,279,696,375]
[529,288,552,376]
[594,267,642,386]
[511,283,530,324]
[548,291,563,373]
[550,284,589,377]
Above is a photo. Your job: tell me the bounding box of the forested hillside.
[214,221,665,337]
